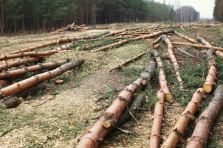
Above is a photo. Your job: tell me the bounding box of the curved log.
[0,60,69,80]
[76,62,156,148]
[186,85,223,148]
[0,57,42,71]
[0,59,83,100]
[161,35,184,90]
[161,88,206,148]
[173,30,197,43]
[150,50,172,101]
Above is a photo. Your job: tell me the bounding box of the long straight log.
[173,30,197,43]
[0,50,66,61]
[172,42,223,51]
[161,88,206,148]
[109,52,147,72]
[161,35,184,90]
[196,34,212,47]
[186,85,223,148]
[76,62,157,148]
[0,60,69,80]
[150,50,172,101]
[76,43,102,50]
[10,31,110,54]
[216,51,223,58]
[103,30,126,37]
[0,59,83,100]
[52,43,75,51]
[150,36,162,45]
[0,57,42,71]
[0,79,10,87]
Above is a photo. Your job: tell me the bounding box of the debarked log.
[0,60,69,80]
[76,61,156,148]
[0,59,83,100]
[186,85,223,148]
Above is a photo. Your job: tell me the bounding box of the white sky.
[153,0,215,18]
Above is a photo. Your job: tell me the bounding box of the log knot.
[182,111,194,120]
[171,128,184,143]
[113,96,129,105]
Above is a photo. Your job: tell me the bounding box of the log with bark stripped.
[0,60,69,80]
[173,30,197,43]
[10,31,110,54]
[161,88,206,148]
[76,62,156,148]
[186,85,223,148]
[0,57,42,71]
[0,59,83,100]
[172,42,223,51]
[161,35,184,90]
[109,52,147,72]
[150,50,172,101]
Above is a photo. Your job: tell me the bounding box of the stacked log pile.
[56,23,90,32]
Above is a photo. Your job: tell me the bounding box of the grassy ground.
[0,22,223,148]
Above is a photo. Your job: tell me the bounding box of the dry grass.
[0,22,223,148]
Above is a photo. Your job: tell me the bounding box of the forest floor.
[0,22,223,148]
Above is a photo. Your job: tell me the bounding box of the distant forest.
[213,0,223,22]
[0,0,200,34]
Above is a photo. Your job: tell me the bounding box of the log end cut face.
[165,93,173,101]
[203,83,213,93]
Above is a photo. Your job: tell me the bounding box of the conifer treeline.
[213,0,223,22]
[0,0,177,34]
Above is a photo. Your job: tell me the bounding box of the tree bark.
[0,79,10,87]
[150,50,172,101]
[76,43,101,51]
[22,0,25,32]
[161,88,206,148]
[186,85,223,148]
[161,35,184,90]
[0,57,42,72]
[109,52,147,72]
[0,60,69,79]
[150,36,162,45]
[0,59,83,100]
[216,51,223,58]
[0,96,22,109]
[76,62,156,148]
[103,30,126,37]
[173,30,196,43]
[1,0,4,33]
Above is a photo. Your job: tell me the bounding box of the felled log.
[216,51,223,58]
[149,90,165,148]
[10,31,110,54]
[203,49,217,93]
[57,23,89,32]
[0,57,42,71]
[92,31,166,52]
[52,43,75,51]
[154,44,160,49]
[0,50,68,61]
[76,43,102,51]
[0,96,22,109]
[109,52,147,72]
[172,42,223,51]
[76,62,156,148]
[116,95,145,126]
[0,60,69,80]
[0,79,10,87]
[103,30,126,37]
[181,26,185,32]
[150,36,162,45]
[196,34,212,47]
[161,35,184,90]
[150,50,172,101]
[0,59,83,100]
[173,30,197,43]
[161,88,206,148]
[186,85,223,148]
[15,82,47,98]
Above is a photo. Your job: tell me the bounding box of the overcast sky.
[153,0,215,19]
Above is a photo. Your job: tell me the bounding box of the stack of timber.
[76,62,157,148]
[56,23,90,32]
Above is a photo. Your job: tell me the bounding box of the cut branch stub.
[76,61,156,148]
[150,50,172,101]
[186,85,223,148]
[0,59,83,100]
[161,88,205,148]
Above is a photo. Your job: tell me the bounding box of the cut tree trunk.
[0,60,69,80]
[186,85,223,148]
[116,95,145,127]
[103,30,126,37]
[150,50,172,101]
[10,31,110,54]
[0,96,22,109]
[172,42,223,51]
[154,44,160,49]
[173,30,197,43]
[161,88,206,148]
[148,90,165,148]
[150,36,162,45]
[76,61,156,148]
[196,34,212,47]
[203,49,217,93]
[52,43,75,51]
[76,43,102,50]
[216,51,223,58]
[0,59,83,100]
[0,79,10,87]
[15,82,47,98]
[161,35,184,90]
[109,52,147,72]
[0,57,42,71]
